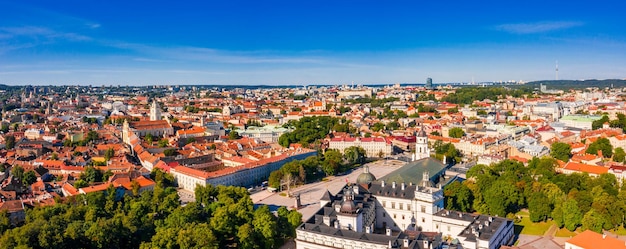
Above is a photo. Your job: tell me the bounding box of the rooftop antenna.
[555,60,559,80]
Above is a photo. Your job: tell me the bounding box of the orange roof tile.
[566,230,626,249]
[562,162,608,175]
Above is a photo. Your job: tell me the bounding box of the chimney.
[366,226,371,234]
[401,182,406,190]
[603,233,607,239]
[392,181,396,189]
[334,221,340,229]
[403,239,409,247]
[386,228,392,236]
[353,185,359,195]
[381,180,385,187]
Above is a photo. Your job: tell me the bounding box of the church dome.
[356,166,376,185]
[340,187,358,213]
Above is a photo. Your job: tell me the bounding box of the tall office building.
[426,78,433,89]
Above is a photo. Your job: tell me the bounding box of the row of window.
[381,201,428,213]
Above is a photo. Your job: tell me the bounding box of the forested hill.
[525,79,626,90]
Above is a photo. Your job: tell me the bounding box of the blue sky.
[0,1,625,85]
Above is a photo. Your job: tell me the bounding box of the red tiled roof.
[562,162,608,175]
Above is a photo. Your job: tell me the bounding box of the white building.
[559,115,603,130]
[296,166,514,249]
[328,137,393,158]
[238,125,292,143]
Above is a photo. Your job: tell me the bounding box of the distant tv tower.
[555,60,559,80]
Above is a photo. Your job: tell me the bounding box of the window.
[402,215,405,220]
[407,204,411,211]
[391,202,396,209]
[382,201,386,208]
[383,212,386,217]
[421,205,426,213]
[447,226,450,232]
[393,214,397,219]
[399,203,403,210]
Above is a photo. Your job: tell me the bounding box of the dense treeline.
[444,158,626,233]
[525,79,626,90]
[593,114,626,133]
[278,116,352,147]
[0,169,301,249]
[440,87,531,105]
[343,97,399,108]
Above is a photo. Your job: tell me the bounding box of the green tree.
[528,192,551,222]
[344,146,367,165]
[252,205,277,249]
[11,165,24,182]
[581,209,605,233]
[229,131,240,140]
[448,127,465,138]
[563,199,583,231]
[322,149,343,176]
[443,181,474,212]
[86,130,99,142]
[550,142,572,162]
[268,170,283,189]
[371,122,385,132]
[158,139,169,148]
[5,135,15,149]
[81,166,104,183]
[23,171,37,185]
[104,147,115,161]
[163,148,177,157]
[144,133,154,143]
[613,147,626,162]
[586,137,613,158]
[0,210,9,235]
[236,223,257,249]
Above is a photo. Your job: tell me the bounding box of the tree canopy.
[550,142,572,162]
[446,157,626,232]
[448,127,465,138]
[0,171,302,249]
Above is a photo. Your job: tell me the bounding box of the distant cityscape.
[0,80,625,248]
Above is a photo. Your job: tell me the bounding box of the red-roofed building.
[558,162,609,177]
[565,230,626,249]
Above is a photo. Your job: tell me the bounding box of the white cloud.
[494,21,583,34]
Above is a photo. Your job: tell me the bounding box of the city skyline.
[1,0,625,85]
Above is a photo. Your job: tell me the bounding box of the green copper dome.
[356,166,376,184]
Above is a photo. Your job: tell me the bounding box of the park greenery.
[447,127,465,138]
[342,97,399,108]
[592,114,626,132]
[278,116,350,148]
[440,87,531,105]
[586,137,613,158]
[444,157,626,233]
[0,169,302,249]
[550,142,572,162]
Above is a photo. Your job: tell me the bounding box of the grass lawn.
[514,216,554,235]
[516,210,529,217]
[610,226,626,236]
[554,227,578,237]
